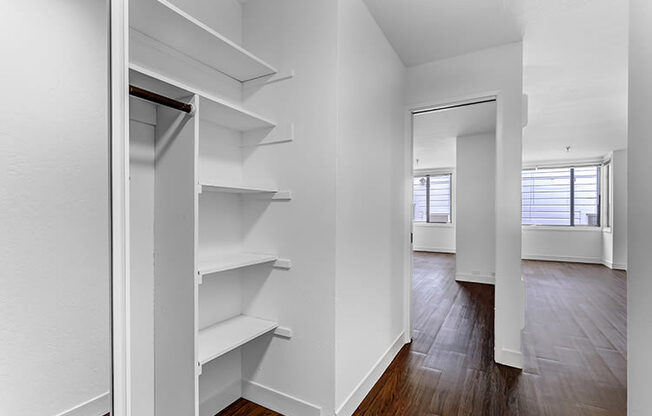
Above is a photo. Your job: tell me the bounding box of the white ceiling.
[521,0,628,163]
[413,101,496,169]
[364,0,628,163]
[362,0,524,67]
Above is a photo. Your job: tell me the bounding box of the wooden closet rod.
[129,85,193,114]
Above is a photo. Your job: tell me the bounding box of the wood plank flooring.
[216,398,283,416]
[217,252,627,416]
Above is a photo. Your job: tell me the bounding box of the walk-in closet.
[128,1,295,414]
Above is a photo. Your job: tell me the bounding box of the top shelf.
[130,65,276,132]
[130,0,278,82]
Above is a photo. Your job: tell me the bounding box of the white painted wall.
[407,43,525,368]
[455,133,496,283]
[241,1,339,414]
[523,227,603,263]
[413,223,455,253]
[334,0,407,413]
[0,1,111,414]
[627,1,652,413]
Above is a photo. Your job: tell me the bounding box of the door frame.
[402,92,500,344]
[110,0,130,415]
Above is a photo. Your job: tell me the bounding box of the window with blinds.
[522,165,600,226]
[413,174,452,223]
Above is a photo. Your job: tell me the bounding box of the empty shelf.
[199,253,278,275]
[200,183,278,194]
[198,315,279,365]
[130,0,277,82]
[199,96,275,132]
[130,65,276,132]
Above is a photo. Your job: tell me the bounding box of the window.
[522,166,600,226]
[413,174,452,223]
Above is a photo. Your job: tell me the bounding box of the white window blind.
[413,174,452,223]
[522,166,600,226]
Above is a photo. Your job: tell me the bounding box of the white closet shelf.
[199,96,274,132]
[130,0,277,82]
[199,183,279,194]
[129,65,276,132]
[199,252,278,275]
[198,315,279,366]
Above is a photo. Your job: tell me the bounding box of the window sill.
[521,225,603,232]
[414,222,454,228]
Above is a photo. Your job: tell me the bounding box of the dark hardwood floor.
[216,398,283,416]
[218,252,627,416]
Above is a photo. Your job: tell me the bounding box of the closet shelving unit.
[129,64,276,131]
[198,253,279,276]
[130,0,277,82]
[129,1,292,414]
[198,315,279,367]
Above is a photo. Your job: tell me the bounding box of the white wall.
[523,227,603,263]
[334,0,406,414]
[455,133,496,283]
[241,1,339,414]
[413,223,455,253]
[628,1,652,413]
[0,1,111,415]
[407,43,525,368]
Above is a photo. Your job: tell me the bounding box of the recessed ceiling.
[413,101,497,169]
[363,0,628,163]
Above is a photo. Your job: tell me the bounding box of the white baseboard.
[602,259,628,271]
[199,379,241,416]
[242,380,322,416]
[522,254,603,264]
[335,332,406,416]
[413,247,455,254]
[494,347,523,369]
[55,392,111,416]
[455,272,495,285]
[612,262,627,271]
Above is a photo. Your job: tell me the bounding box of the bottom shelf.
[198,315,279,366]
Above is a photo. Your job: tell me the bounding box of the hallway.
[352,252,627,415]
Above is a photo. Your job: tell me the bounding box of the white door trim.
[110,0,130,415]
[403,91,500,346]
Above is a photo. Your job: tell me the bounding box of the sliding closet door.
[0,1,112,415]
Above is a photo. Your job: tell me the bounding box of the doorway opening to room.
[405,97,507,407]
[410,97,497,285]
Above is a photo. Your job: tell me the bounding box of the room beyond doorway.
[411,99,497,285]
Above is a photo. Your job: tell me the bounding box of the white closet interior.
[128,1,293,415]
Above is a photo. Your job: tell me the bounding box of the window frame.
[521,164,602,228]
[413,172,453,224]
[603,162,612,230]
